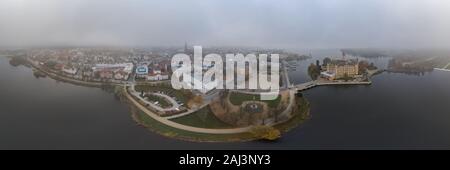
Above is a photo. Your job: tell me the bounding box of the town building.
[92,63,133,81]
[147,72,169,81]
[99,70,113,79]
[114,70,129,80]
[62,66,77,75]
[321,59,359,80]
[145,62,170,81]
[135,65,149,79]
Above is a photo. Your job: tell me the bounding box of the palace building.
[321,59,359,80]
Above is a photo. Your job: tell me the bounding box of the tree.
[44,61,57,68]
[368,62,378,70]
[342,73,351,82]
[187,94,203,109]
[323,57,331,66]
[250,125,281,141]
[220,90,228,107]
[192,95,203,105]
[358,60,369,74]
[316,60,321,70]
[307,63,320,80]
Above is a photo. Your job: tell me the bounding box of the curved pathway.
[129,84,211,119]
[435,62,450,72]
[131,91,180,112]
[124,86,253,134]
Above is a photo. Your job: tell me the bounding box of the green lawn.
[229,92,281,108]
[171,107,232,129]
[145,94,172,108]
[274,96,310,132]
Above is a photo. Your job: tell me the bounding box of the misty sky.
[1,0,450,49]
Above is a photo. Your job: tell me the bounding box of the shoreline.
[24,57,311,142]
[25,59,267,141]
[28,59,121,88]
[125,87,311,142]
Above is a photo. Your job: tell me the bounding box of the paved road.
[263,89,296,126]
[295,79,371,91]
[165,102,210,120]
[443,62,450,69]
[434,68,450,72]
[282,60,293,89]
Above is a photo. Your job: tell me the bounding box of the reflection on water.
[1,52,450,149]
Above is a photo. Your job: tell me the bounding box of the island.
[341,48,450,74]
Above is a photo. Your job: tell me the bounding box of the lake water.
[1,51,450,149]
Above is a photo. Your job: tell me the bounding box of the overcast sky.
[1,0,450,49]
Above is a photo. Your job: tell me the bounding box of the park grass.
[229,92,281,108]
[131,108,255,142]
[145,94,172,108]
[171,107,233,129]
[274,96,310,133]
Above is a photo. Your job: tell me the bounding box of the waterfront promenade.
[434,62,450,72]
[25,56,371,136]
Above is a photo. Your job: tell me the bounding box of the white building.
[147,73,169,81]
[93,63,133,73]
[320,71,336,80]
[135,65,149,79]
[62,67,77,75]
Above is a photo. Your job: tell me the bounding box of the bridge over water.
[295,80,372,91]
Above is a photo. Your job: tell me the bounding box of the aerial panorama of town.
[5,0,450,160]
[7,45,437,142]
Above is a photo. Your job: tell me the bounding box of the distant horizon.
[2,45,450,52]
[2,0,450,49]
